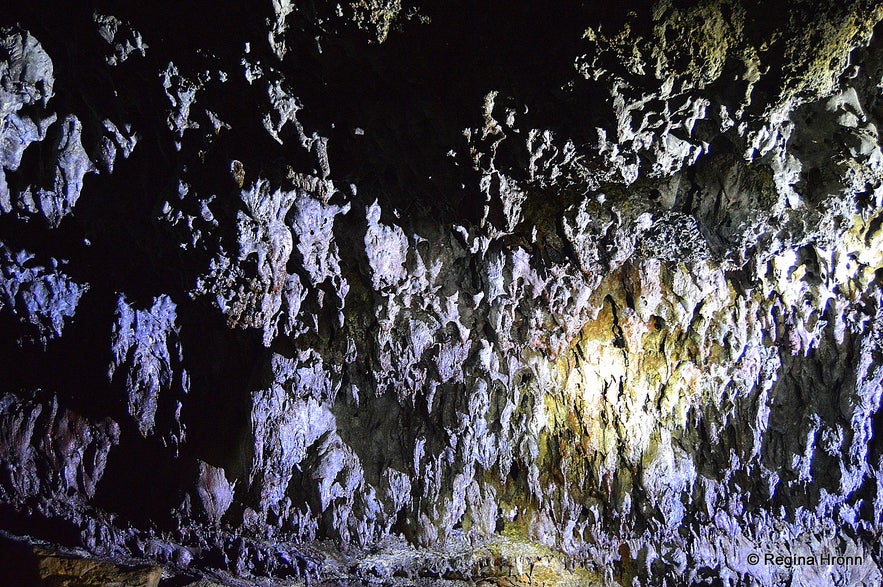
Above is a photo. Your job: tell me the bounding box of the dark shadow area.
[0,510,82,551]
[0,285,119,421]
[175,302,266,480]
[93,433,196,529]
[0,534,41,587]
[280,1,636,228]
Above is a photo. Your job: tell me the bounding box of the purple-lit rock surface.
[2,2,883,585]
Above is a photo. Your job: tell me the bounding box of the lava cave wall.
[2,1,883,586]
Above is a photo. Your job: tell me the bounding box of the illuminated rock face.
[2,1,883,585]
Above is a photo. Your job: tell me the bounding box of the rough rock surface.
[0,534,163,587]
[2,1,883,585]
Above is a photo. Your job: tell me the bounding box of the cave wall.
[2,1,883,585]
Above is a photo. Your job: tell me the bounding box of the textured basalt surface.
[2,1,883,585]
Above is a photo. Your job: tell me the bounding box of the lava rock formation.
[2,1,883,586]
